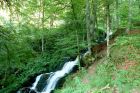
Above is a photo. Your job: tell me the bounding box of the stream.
[17,56,80,93]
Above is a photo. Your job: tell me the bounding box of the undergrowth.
[55,33,140,93]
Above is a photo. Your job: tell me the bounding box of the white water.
[30,74,43,90]
[27,56,80,93]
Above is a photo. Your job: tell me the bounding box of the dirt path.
[82,61,98,84]
[82,30,140,93]
[82,29,140,92]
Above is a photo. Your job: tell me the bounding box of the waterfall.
[30,74,43,90]
[18,56,80,93]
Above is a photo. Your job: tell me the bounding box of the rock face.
[17,87,31,93]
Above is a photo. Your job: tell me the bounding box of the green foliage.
[54,34,140,93]
[0,0,140,92]
[55,69,91,93]
[0,21,87,93]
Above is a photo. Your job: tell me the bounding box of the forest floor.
[55,29,140,93]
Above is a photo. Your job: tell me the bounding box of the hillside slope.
[55,30,140,93]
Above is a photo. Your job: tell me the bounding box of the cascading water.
[18,56,80,93]
[30,74,43,90]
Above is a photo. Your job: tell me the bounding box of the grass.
[54,32,140,93]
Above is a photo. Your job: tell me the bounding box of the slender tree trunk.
[15,4,21,30]
[50,15,54,28]
[71,0,79,54]
[126,0,131,33]
[115,0,119,29]
[38,0,41,28]
[76,30,81,68]
[41,0,45,52]
[17,11,20,29]
[106,0,110,58]
[86,0,92,53]
[71,0,80,65]
[91,0,97,39]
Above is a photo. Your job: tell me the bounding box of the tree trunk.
[76,30,81,68]
[106,0,110,58]
[70,0,81,68]
[86,0,92,53]
[91,0,97,39]
[38,0,41,28]
[41,0,45,53]
[115,0,119,29]
[126,0,131,33]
